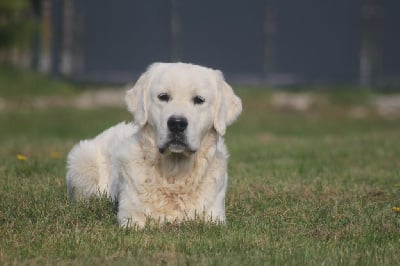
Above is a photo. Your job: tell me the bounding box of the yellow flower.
[392,207,400,213]
[50,151,61,159]
[17,154,27,161]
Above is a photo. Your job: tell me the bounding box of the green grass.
[0,66,78,100]
[0,71,399,265]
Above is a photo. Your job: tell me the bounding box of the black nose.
[167,116,188,133]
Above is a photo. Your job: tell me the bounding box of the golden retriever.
[66,62,242,228]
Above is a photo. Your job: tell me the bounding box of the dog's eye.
[158,93,170,102]
[193,96,205,105]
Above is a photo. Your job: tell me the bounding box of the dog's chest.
[157,184,194,211]
[122,138,225,219]
[140,177,211,215]
[130,159,219,218]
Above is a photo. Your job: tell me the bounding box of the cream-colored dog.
[66,62,242,228]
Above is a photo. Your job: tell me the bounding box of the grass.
[0,69,400,265]
[0,66,78,100]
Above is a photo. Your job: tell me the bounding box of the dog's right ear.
[125,71,150,128]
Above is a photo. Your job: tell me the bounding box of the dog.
[66,62,242,228]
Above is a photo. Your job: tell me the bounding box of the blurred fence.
[2,0,400,87]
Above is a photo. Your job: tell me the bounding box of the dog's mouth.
[158,135,195,155]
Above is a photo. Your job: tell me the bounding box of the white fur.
[66,62,242,228]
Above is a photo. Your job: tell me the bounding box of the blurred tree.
[0,0,35,64]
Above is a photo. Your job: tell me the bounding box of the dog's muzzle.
[158,116,194,154]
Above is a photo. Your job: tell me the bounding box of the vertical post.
[264,0,277,81]
[72,0,85,79]
[51,0,63,76]
[360,0,382,87]
[171,0,182,62]
[39,0,52,73]
[31,0,42,70]
[61,0,73,75]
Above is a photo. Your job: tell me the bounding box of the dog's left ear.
[213,70,242,136]
[125,70,150,128]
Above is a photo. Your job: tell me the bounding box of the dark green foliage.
[0,0,35,49]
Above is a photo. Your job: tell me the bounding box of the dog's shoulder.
[112,131,142,163]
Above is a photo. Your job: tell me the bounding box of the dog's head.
[125,62,242,155]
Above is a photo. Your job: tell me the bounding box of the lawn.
[0,68,399,265]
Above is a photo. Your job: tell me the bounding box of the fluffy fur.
[66,62,242,228]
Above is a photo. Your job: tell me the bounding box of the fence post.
[360,0,382,87]
[51,0,63,76]
[264,0,276,82]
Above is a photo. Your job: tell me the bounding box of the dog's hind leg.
[66,140,110,199]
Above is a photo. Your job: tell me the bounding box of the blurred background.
[1,0,399,88]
